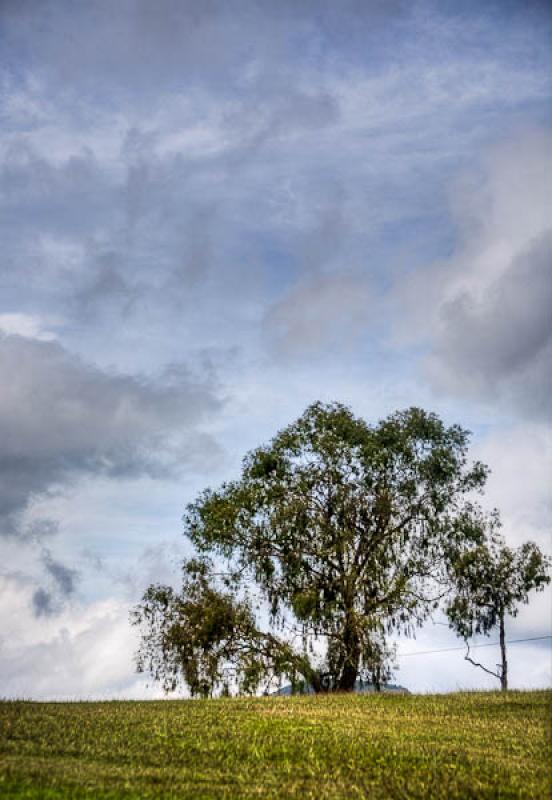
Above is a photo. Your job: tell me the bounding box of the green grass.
[0,691,550,799]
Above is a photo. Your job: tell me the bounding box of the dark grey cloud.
[32,587,56,618]
[42,549,78,596]
[426,231,552,419]
[31,549,79,617]
[0,334,222,536]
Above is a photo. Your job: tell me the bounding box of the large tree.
[445,516,550,691]
[133,402,493,695]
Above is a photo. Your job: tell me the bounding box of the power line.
[397,635,552,658]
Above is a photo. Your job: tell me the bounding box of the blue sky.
[0,0,551,698]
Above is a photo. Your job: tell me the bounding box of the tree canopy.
[132,401,547,696]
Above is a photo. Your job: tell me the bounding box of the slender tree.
[133,401,492,695]
[446,516,550,690]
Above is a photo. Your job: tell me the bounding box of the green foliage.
[134,401,547,697]
[447,534,551,638]
[131,559,299,697]
[0,692,550,799]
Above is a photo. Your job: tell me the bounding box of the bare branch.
[464,640,500,680]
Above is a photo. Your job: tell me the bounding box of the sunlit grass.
[0,690,550,798]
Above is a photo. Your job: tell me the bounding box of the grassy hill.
[0,690,550,799]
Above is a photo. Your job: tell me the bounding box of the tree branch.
[464,640,500,680]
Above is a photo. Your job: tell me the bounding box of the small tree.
[446,517,550,691]
[133,402,492,696]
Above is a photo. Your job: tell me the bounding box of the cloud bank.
[0,334,221,537]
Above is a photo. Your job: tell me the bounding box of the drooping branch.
[463,640,500,680]
[131,560,324,696]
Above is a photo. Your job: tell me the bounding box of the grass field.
[0,691,550,799]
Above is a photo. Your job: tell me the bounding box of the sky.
[0,0,551,699]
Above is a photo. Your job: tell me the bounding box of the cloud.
[265,272,375,356]
[427,231,552,418]
[80,537,188,603]
[42,548,79,595]
[0,2,548,406]
[0,313,57,341]
[472,422,552,551]
[31,546,80,619]
[395,130,552,420]
[31,587,56,618]
[0,334,222,536]
[0,536,192,699]
[0,573,165,700]
[1,1,550,354]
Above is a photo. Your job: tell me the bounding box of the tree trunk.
[339,660,358,692]
[310,670,328,694]
[337,620,360,692]
[499,608,508,691]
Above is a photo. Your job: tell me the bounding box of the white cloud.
[473,423,551,548]
[0,574,166,700]
[0,313,57,341]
